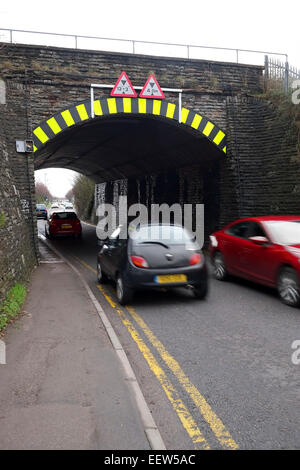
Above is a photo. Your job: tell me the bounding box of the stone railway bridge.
[0,43,299,298]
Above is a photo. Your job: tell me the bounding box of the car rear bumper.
[124,263,208,290]
[50,230,81,236]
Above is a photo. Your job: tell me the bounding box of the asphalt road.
[38,219,300,450]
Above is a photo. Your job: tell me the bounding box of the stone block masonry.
[0,75,38,303]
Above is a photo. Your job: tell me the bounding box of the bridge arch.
[32,97,227,156]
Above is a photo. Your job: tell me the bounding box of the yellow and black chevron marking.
[32,97,227,154]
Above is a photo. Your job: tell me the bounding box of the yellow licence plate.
[156,274,187,284]
[61,224,72,229]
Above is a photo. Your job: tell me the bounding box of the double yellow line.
[73,255,238,450]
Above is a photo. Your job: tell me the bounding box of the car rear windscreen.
[131,225,193,245]
[52,212,77,220]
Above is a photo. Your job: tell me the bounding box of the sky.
[1,0,299,196]
[35,168,76,199]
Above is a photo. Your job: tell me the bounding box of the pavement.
[0,240,162,450]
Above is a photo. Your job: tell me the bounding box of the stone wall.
[0,78,38,301]
[0,43,263,132]
[226,95,300,219]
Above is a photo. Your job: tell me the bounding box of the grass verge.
[0,283,27,333]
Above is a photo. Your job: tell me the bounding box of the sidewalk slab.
[0,251,150,450]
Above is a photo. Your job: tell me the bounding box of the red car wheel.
[213,252,228,281]
[277,267,300,308]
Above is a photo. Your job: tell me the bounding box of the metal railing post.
[264,55,269,79]
[284,60,289,94]
[264,55,269,92]
[178,92,182,123]
[91,86,94,118]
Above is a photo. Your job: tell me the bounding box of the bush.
[72,174,95,221]
[262,81,300,154]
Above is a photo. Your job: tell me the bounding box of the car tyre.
[213,252,228,281]
[277,267,300,308]
[193,280,208,300]
[116,275,133,305]
[97,261,108,284]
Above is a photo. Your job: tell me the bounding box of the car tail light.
[130,256,149,269]
[189,253,202,266]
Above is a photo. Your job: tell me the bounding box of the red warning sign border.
[110,71,137,98]
[139,73,165,99]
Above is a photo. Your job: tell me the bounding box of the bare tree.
[35,182,53,204]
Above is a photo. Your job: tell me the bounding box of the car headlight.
[209,235,218,247]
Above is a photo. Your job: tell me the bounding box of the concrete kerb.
[37,233,166,451]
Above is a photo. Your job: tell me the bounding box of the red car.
[209,216,300,307]
[45,211,82,239]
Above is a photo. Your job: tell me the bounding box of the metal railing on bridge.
[0,27,294,93]
[265,56,300,92]
[0,27,288,64]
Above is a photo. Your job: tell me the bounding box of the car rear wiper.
[139,241,170,249]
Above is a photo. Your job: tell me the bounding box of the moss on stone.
[0,211,5,228]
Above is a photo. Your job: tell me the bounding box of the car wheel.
[213,252,227,281]
[277,267,300,307]
[97,261,108,284]
[193,281,208,300]
[116,275,133,305]
[45,227,49,239]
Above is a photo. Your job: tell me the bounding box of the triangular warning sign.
[139,74,165,99]
[111,71,137,97]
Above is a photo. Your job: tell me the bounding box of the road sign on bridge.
[139,74,165,99]
[111,71,137,97]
